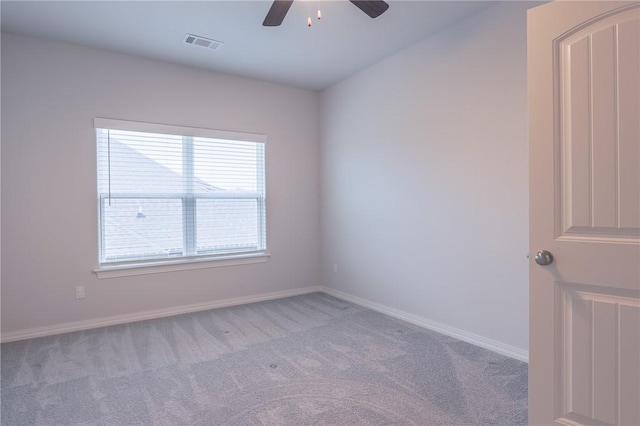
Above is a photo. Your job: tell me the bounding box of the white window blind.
[95,118,266,266]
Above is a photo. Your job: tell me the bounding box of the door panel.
[618,18,640,230]
[558,283,640,425]
[528,2,640,425]
[559,6,640,240]
[619,304,640,425]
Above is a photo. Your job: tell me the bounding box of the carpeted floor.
[1,293,528,425]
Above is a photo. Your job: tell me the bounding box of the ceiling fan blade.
[349,0,389,19]
[263,0,294,27]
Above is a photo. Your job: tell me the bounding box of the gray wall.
[321,2,531,352]
[2,2,533,354]
[1,33,321,333]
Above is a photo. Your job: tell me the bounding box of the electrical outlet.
[76,286,85,299]
[332,264,338,273]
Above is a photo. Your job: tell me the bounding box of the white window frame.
[93,118,269,279]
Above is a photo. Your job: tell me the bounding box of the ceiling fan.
[263,0,389,27]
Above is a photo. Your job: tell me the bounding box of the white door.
[528,2,640,425]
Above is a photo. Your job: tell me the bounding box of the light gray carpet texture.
[1,293,528,425]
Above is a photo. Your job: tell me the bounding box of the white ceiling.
[1,1,496,90]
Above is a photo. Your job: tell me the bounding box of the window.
[95,118,266,269]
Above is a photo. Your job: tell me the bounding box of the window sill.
[94,253,270,279]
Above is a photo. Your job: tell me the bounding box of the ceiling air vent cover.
[183,34,223,50]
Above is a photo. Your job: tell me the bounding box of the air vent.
[183,33,223,51]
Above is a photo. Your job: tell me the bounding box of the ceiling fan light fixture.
[263,0,388,27]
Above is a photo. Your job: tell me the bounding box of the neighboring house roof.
[103,137,220,194]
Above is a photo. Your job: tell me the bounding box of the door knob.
[535,250,553,266]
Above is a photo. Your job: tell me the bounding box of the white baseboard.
[1,286,322,343]
[2,285,529,363]
[320,286,529,363]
